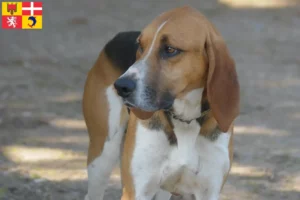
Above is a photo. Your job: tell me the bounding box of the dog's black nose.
[114,78,136,98]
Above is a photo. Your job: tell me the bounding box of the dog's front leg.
[193,175,223,200]
[121,120,170,200]
[84,85,129,200]
[120,169,159,200]
[194,192,220,200]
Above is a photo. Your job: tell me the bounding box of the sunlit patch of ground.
[2,145,87,181]
[2,143,122,184]
[290,112,300,120]
[234,125,289,136]
[260,78,300,88]
[222,162,300,199]
[49,118,86,130]
[48,92,82,103]
[219,0,300,8]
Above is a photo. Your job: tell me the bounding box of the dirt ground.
[0,0,300,199]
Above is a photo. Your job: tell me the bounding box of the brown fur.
[205,30,240,132]
[82,52,128,165]
[121,113,138,200]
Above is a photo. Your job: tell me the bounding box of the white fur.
[122,67,141,79]
[173,88,203,121]
[85,85,127,200]
[120,21,169,109]
[144,20,168,61]
[136,20,168,107]
[107,85,126,139]
[167,120,230,199]
[154,189,172,200]
[122,20,168,79]
[131,121,230,200]
[131,120,171,200]
[130,89,231,200]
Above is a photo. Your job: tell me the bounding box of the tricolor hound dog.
[83,6,240,200]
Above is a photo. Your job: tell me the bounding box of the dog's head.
[114,6,240,132]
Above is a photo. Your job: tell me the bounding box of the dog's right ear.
[205,29,240,132]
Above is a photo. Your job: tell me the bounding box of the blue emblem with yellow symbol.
[28,16,36,28]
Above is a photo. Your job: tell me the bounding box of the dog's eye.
[161,45,181,58]
[166,46,176,54]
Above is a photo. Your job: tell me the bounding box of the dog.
[82,6,240,200]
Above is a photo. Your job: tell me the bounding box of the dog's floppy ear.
[205,29,240,132]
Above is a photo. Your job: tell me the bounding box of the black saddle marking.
[104,31,141,73]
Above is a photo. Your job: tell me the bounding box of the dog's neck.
[164,88,221,142]
[142,88,221,144]
[165,109,209,125]
[170,88,204,123]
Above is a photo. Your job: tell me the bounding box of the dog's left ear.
[205,28,240,132]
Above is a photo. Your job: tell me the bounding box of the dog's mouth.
[123,99,172,111]
[124,101,135,108]
[122,93,174,120]
[123,99,156,120]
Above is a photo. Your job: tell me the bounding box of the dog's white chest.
[159,120,202,194]
[161,120,230,196]
[131,120,231,199]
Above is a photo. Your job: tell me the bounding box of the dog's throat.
[165,109,209,125]
[163,106,221,144]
